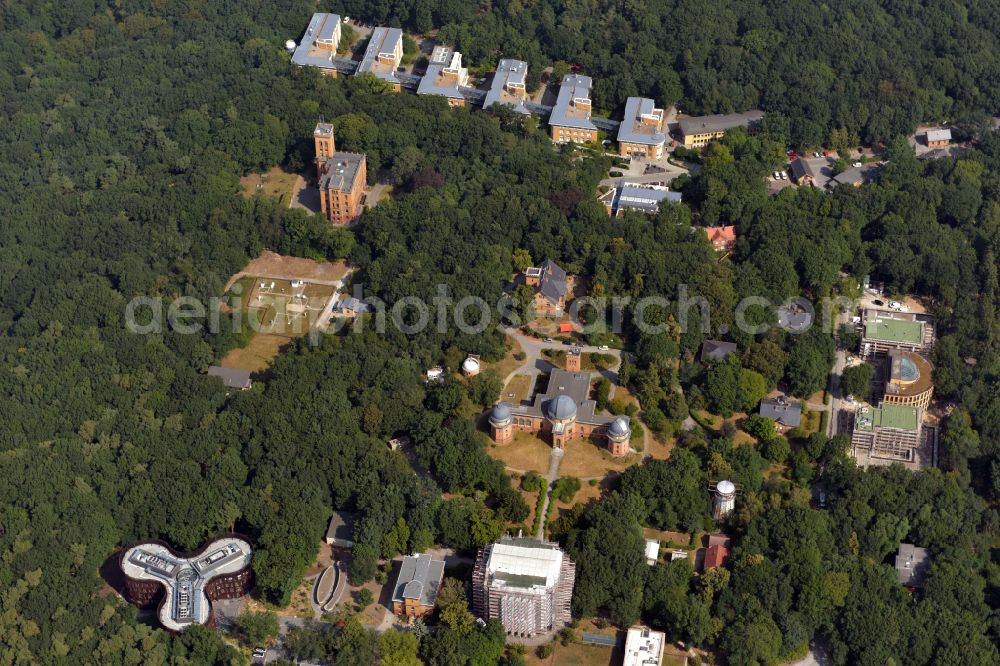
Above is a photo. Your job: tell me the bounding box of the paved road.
[503,327,623,379]
[535,449,564,540]
[784,643,832,666]
[826,306,851,439]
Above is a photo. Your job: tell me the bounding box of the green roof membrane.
[865,317,923,344]
[857,403,920,432]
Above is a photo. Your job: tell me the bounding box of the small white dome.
[285,39,297,52]
[716,480,736,495]
[462,357,480,373]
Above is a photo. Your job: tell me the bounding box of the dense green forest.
[1,0,1000,665]
[342,0,1000,146]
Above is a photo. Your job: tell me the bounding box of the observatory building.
[488,368,631,456]
[120,537,253,632]
[712,480,736,520]
[471,537,576,637]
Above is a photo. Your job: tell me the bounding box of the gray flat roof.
[319,152,365,194]
[291,13,342,70]
[614,184,682,213]
[549,74,596,131]
[483,59,530,114]
[617,97,666,146]
[392,554,445,607]
[357,26,403,84]
[678,110,764,136]
[895,543,930,587]
[416,47,466,100]
[207,366,251,390]
[325,511,357,547]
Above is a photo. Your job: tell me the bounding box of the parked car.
[598,345,610,351]
[814,151,822,157]
[852,161,863,168]
[543,337,553,343]
[343,16,350,22]
[780,171,788,180]
[773,171,781,180]
[872,299,885,306]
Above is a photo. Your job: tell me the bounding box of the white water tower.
[713,480,737,520]
[285,39,297,54]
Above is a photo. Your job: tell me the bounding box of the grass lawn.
[524,620,621,666]
[239,166,300,203]
[558,438,639,477]
[644,431,675,460]
[552,476,605,515]
[488,335,525,379]
[503,374,533,403]
[643,527,692,548]
[220,334,290,373]
[525,642,620,666]
[488,431,553,474]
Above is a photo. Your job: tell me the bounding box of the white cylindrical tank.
[713,480,736,520]
[462,357,481,376]
[285,39,297,53]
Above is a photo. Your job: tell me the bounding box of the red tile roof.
[705,226,736,242]
[704,544,730,570]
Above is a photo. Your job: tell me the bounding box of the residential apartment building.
[860,309,935,356]
[483,59,530,115]
[618,97,667,159]
[471,537,576,637]
[291,13,342,76]
[356,27,403,90]
[417,46,469,106]
[488,368,631,456]
[882,349,934,410]
[391,553,445,619]
[599,183,682,217]
[549,74,598,144]
[678,110,764,148]
[851,402,922,463]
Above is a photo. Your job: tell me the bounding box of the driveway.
[599,157,691,189]
[501,327,623,389]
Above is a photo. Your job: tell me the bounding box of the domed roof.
[546,394,577,421]
[490,402,512,423]
[716,480,736,495]
[462,357,480,373]
[608,417,630,438]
